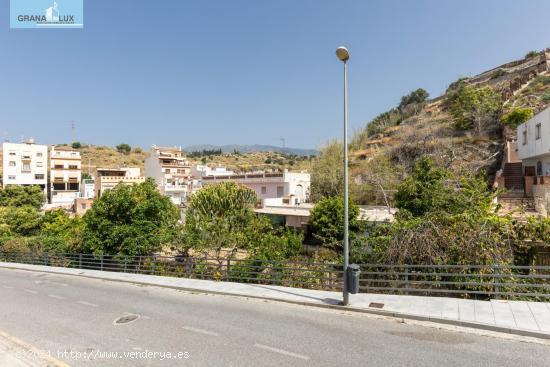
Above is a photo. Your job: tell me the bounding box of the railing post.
[79,254,82,269]
[404,266,409,295]
[226,258,231,281]
[100,255,104,271]
[493,264,500,300]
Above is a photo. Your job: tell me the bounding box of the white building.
[49,146,81,205]
[2,139,48,194]
[144,145,192,206]
[517,106,550,175]
[202,170,310,204]
[191,164,234,178]
[80,178,95,199]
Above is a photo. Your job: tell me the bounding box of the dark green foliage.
[395,157,495,217]
[71,141,82,149]
[115,143,132,154]
[501,108,533,129]
[525,50,539,58]
[309,196,361,248]
[82,178,179,256]
[188,149,223,158]
[0,186,45,209]
[398,88,429,110]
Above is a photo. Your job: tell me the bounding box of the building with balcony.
[2,139,48,195]
[49,146,81,205]
[145,145,192,206]
[201,170,310,204]
[95,167,144,198]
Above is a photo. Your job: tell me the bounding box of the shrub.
[116,143,132,154]
[525,50,539,58]
[449,85,502,132]
[501,108,533,129]
[309,196,361,249]
[71,142,82,149]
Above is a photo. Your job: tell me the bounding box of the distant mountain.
[184,144,318,156]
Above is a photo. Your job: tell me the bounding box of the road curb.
[2,262,549,341]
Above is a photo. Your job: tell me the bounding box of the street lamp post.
[336,46,350,306]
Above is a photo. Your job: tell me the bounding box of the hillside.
[185,144,318,156]
[347,49,550,205]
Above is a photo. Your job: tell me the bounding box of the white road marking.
[2,285,14,289]
[23,289,37,294]
[181,326,220,336]
[77,301,98,307]
[47,294,65,300]
[254,343,310,360]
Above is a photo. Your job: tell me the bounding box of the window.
[277,186,284,198]
[8,176,15,180]
[8,161,16,166]
[35,174,45,180]
[36,162,43,167]
[261,186,267,194]
[81,203,87,210]
[36,152,43,157]
[536,123,541,140]
[22,163,31,172]
[8,151,15,156]
[523,130,528,145]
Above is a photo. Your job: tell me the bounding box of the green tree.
[394,157,449,217]
[399,88,429,109]
[309,196,361,249]
[0,186,45,209]
[449,85,502,132]
[38,209,84,253]
[183,182,258,255]
[310,141,343,202]
[82,178,179,256]
[0,206,42,236]
[501,108,533,129]
[116,143,132,155]
[71,142,82,149]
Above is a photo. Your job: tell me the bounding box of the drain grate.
[114,314,140,325]
[368,302,384,309]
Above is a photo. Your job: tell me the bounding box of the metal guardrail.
[1,252,549,301]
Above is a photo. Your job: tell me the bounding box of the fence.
[1,252,549,301]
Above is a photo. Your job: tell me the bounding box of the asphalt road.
[0,268,549,367]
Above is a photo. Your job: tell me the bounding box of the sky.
[1,0,549,150]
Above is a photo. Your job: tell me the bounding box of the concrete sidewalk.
[0,329,69,367]
[1,261,550,340]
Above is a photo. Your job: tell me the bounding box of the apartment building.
[517,106,550,175]
[95,167,144,198]
[202,170,310,204]
[145,145,192,206]
[2,139,48,194]
[49,146,81,205]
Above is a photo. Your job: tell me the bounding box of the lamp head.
[336,46,349,62]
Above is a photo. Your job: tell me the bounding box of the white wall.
[517,107,550,160]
